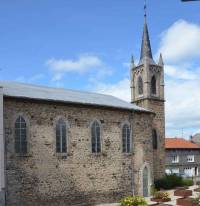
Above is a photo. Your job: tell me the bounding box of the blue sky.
[1,0,200,138]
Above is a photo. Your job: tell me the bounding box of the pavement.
[96,185,199,206]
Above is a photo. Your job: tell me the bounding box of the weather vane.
[144,0,147,17]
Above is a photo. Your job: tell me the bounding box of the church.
[0,15,165,206]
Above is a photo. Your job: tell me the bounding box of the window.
[171,168,179,174]
[91,121,101,153]
[56,119,67,153]
[138,76,143,95]
[184,167,195,177]
[165,168,171,175]
[172,155,179,163]
[15,116,27,154]
[152,129,158,150]
[187,155,194,162]
[151,75,156,95]
[122,124,131,153]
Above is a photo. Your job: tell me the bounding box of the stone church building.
[0,16,165,206]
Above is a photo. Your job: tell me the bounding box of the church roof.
[0,81,150,113]
[139,17,156,65]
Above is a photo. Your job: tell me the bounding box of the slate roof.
[165,138,200,149]
[139,17,156,65]
[0,81,150,112]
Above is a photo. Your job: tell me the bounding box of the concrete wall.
[4,97,154,206]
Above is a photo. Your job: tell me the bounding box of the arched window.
[152,129,158,150]
[15,116,27,154]
[138,76,143,95]
[56,119,67,153]
[91,121,101,153]
[122,124,131,153]
[151,76,156,95]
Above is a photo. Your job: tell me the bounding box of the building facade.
[0,15,165,206]
[165,138,200,177]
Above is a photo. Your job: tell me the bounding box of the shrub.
[193,193,200,205]
[150,185,157,196]
[153,191,170,201]
[154,174,183,190]
[182,178,194,186]
[120,196,148,206]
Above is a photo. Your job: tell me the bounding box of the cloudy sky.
[0,0,200,138]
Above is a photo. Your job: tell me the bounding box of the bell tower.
[130,13,165,179]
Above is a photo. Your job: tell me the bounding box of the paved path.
[96,185,199,206]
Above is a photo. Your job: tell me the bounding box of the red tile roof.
[165,138,200,149]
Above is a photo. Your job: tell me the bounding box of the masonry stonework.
[136,99,165,179]
[130,17,165,180]
[4,97,154,206]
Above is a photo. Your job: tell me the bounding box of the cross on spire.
[144,0,147,18]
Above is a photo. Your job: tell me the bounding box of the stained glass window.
[91,121,101,153]
[15,116,27,154]
[56,119,67,153]
[122,124,131,153]
[138,76,143,95]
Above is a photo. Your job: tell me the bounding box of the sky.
[1,0,200,138]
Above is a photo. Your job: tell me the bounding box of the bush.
[182,178,194,186]
[153,191,170,201]
[150,185,157,196]
[120,196,148,206]
[154,174,183,190]
[154,174,194,190]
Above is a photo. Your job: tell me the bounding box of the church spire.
[158,53,164,66]
[139,1,155,65]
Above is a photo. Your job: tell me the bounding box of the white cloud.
[46,54,113,82]
[16,74,44,83]
[165,64,199,80]
[46,55,102,73]
[157,20,200,63]
[94,78,131,102]
[51,73,64,81]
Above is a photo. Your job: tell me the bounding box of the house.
[165,138,200,177]
[0,15,165,206]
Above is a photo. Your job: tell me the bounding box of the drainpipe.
[0,86,5,205]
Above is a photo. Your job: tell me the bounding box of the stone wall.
[135,98,165,180]
[4,97,153,206]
